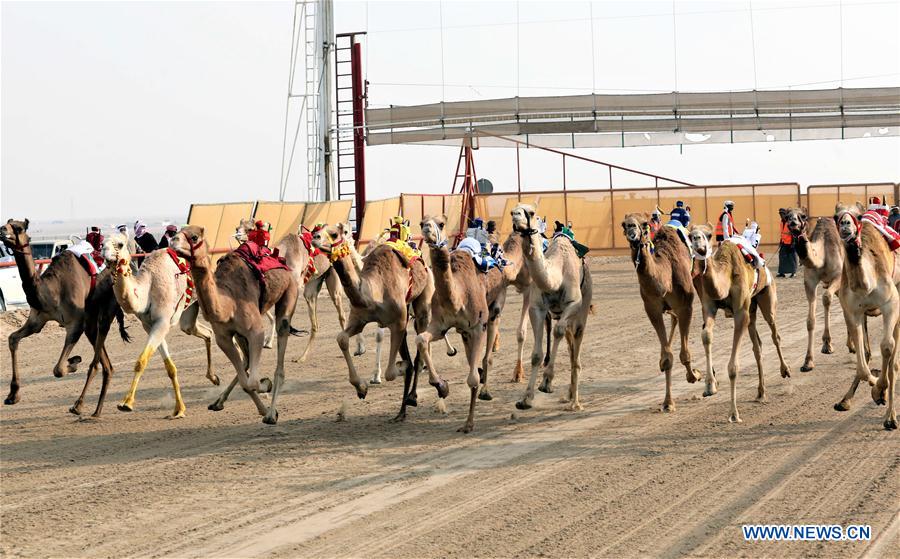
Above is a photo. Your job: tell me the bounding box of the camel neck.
[522,232,560,292]
[331,254,368,308]
[696,249,731,300]
[189,256,231,323]
[501,234,526,284]
[430,244,463,310]
[12,248,42,310]
[795,233,822,269]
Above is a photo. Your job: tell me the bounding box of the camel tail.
[116,306,132,343]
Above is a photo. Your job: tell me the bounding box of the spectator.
[117,223,138,258]
[777,208,798,278]
[158,224,178,249]
[715,200,736,242]
[133,220,158,266]
[890,206,900,232]
[649,210,662,238]
[670,200,691,227]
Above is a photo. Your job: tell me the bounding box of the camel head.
[511,204,539,235]
[834,203,864,244]
[311,222,352,259]
[420,214,447,247]
[170,225,209,261]
[234,218,254,242]
[783,207,809,237]
[0,219,31,250]
[621,213,651,246]
[101,233,133,273]
[688,224,714,259]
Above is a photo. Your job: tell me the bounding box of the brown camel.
[416,215,506,432]
[510,204,593,412]
[833,208,899,430]
[101,234,219,418]
[783,207,863,371]
[170,226,299,424]
[311,222,434,422]
[622,214,701,412]
[1,219,129,416]
[689,224,792,423]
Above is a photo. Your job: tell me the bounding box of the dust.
[433,398,448,415]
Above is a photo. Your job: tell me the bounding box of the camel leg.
[479,316,500,401]
[492,330,500,353]
[415,327,450,400]
[324,268,361,356]
[298,278,323,362]
[263,308,275,349]
[459,326,486,433]
[748,303,766,402]
[391,335,417,422]
[370,327,386,384]
[538,318,566,395]
[209,336,249,411]
[645,299,675,412]
[727,308,750,423]
[157,340,186,419]
[53,318,86,378]
[677,304,701,384]
[757,288,791,378]
[821,288,836,354]
[851,315,879,386]
[6,313,46,405]
[880,323,898,430]
[213,332,267,416]
[71,324,101,416]
[516,305,547,410]
[700,304,718,397]
[511,289,531,383]
[666,314,678,347]
[263,305,293,425]
[180,302,219,385]
[801,279,818,372]
[566,324,586,412]
[118,321,170,412]
[337,318,369,398]
[871,301,899,406]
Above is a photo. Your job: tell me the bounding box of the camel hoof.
[800,363,814,373]
[703,387,717,398]
[390,412,406,423]
[370,377,382,385]
[263,411,279,425]
[457,423,474,433]
[567,401,583,412]
[207,374,221,386]
[821,343,834,355]
[478,367,486,384]
[208,401,225,411]
[430,380,449,399]
[687,368,702,383]
[289,326,308,337]
[446,347,458,357]
[69,404,83,416]
[259,378,273,393]
[68,355,82,370]
[478,388,493,401]
[833,400,851,412]
[542,355,550,367]
[538,378,553,394]
[168,412,186,420]
[353,347,366,357]
[355,383,368,400]
[4,392,19,405]
[756,395,768,404]
[515,399,532,410]
[884,418,898,431]
[662,402,675,413]
[404,393,418,407]
[117,403,133,412]
[781,367,791,379]
[263,342,274,350]
[872,384,886,405]
[728,414,742,424]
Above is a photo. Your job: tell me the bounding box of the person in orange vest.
[649,210,662,238]
[247,220,270,247]
[777,207,798,278]
[715,200,735,242]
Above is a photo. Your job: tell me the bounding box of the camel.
[688,224,791,423]
[234,218,363,358]
[415,215,507,432]
[100,234,219,418]
[783,207,863,372]
[311,222,434,422]
[833,207,899,429]
[170,226,299,424]
[1,218,129,417]
[510,204,593,412]
[621,214,701,412]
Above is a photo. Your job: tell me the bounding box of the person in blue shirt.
[670,200,691,227]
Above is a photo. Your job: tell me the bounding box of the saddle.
[299,230,321,283]
[457,237,502,273]
[68,242,105,297]
[665,221,693,257]
[860,211,900,251]
[553,227,589,259]
[165,248,194,309]
[233,241,292,310]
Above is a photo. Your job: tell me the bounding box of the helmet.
[724,200,735,210]
[675,200,684,208]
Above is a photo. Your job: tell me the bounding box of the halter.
[2,230,30,255]
[515,211,540,237]
[835,210,861,247]
[328,240,352,262]
[182,230,205,261]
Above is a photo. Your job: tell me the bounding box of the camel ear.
[23,219,29,231]
[6,219,12,224]
[300,224,310,234]
[198,226,205,237]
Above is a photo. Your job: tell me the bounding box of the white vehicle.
[0,239,71,311]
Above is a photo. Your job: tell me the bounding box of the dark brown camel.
[1,218,130,417]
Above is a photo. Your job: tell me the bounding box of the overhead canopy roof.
[365,87,900,148]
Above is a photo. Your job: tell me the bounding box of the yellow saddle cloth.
[384,239,422,264]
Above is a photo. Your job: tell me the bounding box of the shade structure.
[365,87,900,148]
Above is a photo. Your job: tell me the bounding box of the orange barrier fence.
[806,183,899,217]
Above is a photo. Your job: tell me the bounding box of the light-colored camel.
[622,214,701,412]
[1,219,129,417]
[235,218,361,358]
[783,207,863,371]
[170,226,299,424]
[510,204,593,412]
[101,234,219,418]
[416,215,506,432]
[688,224,792,423]
[833,208,899,430]
[312,223,435,421]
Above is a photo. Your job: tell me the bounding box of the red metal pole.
[351,40,366,233]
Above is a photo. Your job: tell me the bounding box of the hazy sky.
[2,0,899,222]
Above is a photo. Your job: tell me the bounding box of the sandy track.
[1,258,897,558]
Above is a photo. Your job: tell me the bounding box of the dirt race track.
[1,257,898,558]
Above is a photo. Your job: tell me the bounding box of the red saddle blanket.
[860,211,900,251]
[233,241,292,277]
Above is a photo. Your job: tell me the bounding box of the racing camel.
[170,226,298,424]
[622,213,701,412]
[1,218,129,417]
[689,224,791,423]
